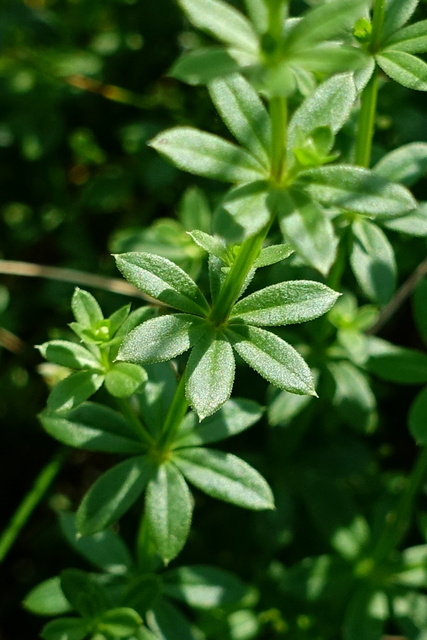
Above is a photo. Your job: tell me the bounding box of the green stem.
[115,397,155,448]
[371,0,386,52]
[355,69,379,168]
[0,449,67,563]
[157,373,189,450]
[372,447,427,563]
[209,230,268,326]
[270,96,288,182]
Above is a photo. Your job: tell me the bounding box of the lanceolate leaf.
[187,230,229,263]
[277,189,338,275]
[149,127,266,183]
[385,20,427,54]
[40,618,88,640]
[40,403,145,453]
[163,565,247,608]
[367,337,427,384]
[185,329,235,420]
[381,202,427,236]
[38,340,100,370]
[287,74,356,152]
[76,456,155,536]
[219,181,272,242]
[145,463,193,563]
[382,0,419,39]
[174,447,274,510]
[72,288,103,327]
[173,398,263,447]
[299,165,416,217]
[231,280,339,326]
[24,577,72,616]
[177,0,259,54]
[118,314,206,364]
[105,362,147,398]
[47,371,104,413]
[254,243,294,268]
[374,142,427,186]
[350,218,396,305]
[170,48,241,85]
[227,324,316,396]
[209,74,271,168]
[114,252,210,316]
[147,599,197,640]
[377,51,427,92]
[328,361,377,433]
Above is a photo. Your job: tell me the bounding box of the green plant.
[4,0,427,638]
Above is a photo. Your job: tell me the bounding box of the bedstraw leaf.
[377,50,427,92]
[385,20,427,54]
[374,142,427,186]
[163,565,247,608]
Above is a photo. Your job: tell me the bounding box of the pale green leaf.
[145,463,193,563]
[149,127,265,183]
[385,19,427,54]
[177,0,258,54]
[383,0,419,39]
[169,47,240,85]
[179,186,211,232]
[350,218,396,305]
[118,314,206,364]
[244,0,268,33]
[299,165,416,217]
[47,371,104,413]
[37,340,100,370]
[98,608,142,637]
[76,456,154,536]
[374,142,427,186]
[40,618,88,640]
[174,447,274,510]
[209,73,271,168]
[72,288,103,327]
[381,202,427,236]
[104,362,147,398]
[377,50,427,92]
[227,324,316,395]
[277,189,338,275]
[219,181,272,242]
[231,280,339,326]
[254,243,294,268]
[114,252,210,315]
[185,329,235,420]
[187,230,229,262]
[24,577,72,616]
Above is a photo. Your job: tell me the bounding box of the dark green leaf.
[138,362,178,438]
[367,337,427,384]
[104,362,147,398]
[279,555,353,602]
[76,456,154,536]
[23,577,72,616]
[118,314,206,364]
[40,618,88,640]
[328,361,377,433]
[145,463,193,564]
[227,324,316,396]
[409,388,427,445]
[185,329,235,420]
[115,252,210,316]
[149,127,266,183]
[231,280,339,326]
[344,588,388,640]
[350,218,396,305]
[47,371,104,413]
[267,387,314,427]
[60,569,110,618]
[174,447,274,510]
[163,565,247,608]
[98,608,142,637]
[147,599,197,640]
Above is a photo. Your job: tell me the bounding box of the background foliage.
[2,0,427,638]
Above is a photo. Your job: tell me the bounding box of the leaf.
[299,165,416,217]
[287,74,356,152]
[174,447,274,510]
[179,186,211,233]
[104,362,147,398]
[267,387,313,427]
[409,388,427,445]
[344,588,388,640]
[60,512,133,575]
[219,181,272,242]
[37,340,100,370]
[72,288,103,327]
[231,280,339,327]
[149,127,266,183]
[76,456,154,536]
[174,398,263,447]
[185,329,235,420]
[47,371,104,413]
[254,243,294,268]
[277,189,337,275]
[169,47,241,85]
[163,565,247,608]
[228,324,316,396]
[60,569,110,618]
[145,463,193,564]
[374,142,427,186]
[23,577,72,616]
[381,202,427,236]
[209,73,271,168]
[187,230,229,263]
[177,0,258,54]
[290,45,367,75]
[147,599,197,640]
[138,362,178,438]
[377,50,427,92]
[382,0,419,39]
[394,544,427,588]
[118,314,206,364]
[40,403,144,453]
[328,361,377,433]
[40,618,88,640]
[279,555,352,602]
[350,218,396,305]
[244,0,268,34]
[385,19,427,54]
[393,591,427,637]
[115,252,210,315]
[98,608,142,637]
[366,337,427,384]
